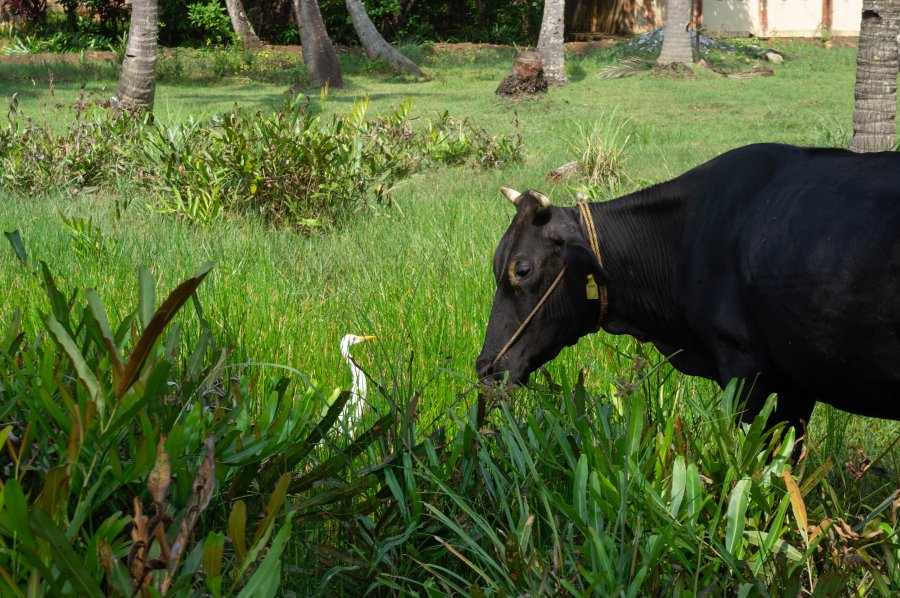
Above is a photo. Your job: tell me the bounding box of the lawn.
[1,40,898,594]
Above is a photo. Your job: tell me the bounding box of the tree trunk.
[496,51,548,96]
[657,0,693,65]
[113,0,158,112]
[292,0,344,89]
[224,0,262,49]
[850,0,899,152]
[537,0,567,85]
[345,0,424,77]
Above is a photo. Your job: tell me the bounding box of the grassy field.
[1,40,892,430]
[1,39,899,594]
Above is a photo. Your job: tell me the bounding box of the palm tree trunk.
[113,0,158,112]
[657,0,693,66]
[345,0,424,77]
[292,0,344,89]
[537,0,567,85]
[850,0,899,152]
[224,0,262,49]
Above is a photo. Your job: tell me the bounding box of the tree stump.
[496,51,548,97]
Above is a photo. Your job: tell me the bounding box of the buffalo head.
[475,188,608,385]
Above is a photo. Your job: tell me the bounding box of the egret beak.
[361,335,377,342]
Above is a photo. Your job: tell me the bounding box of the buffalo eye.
[515,262,532,278]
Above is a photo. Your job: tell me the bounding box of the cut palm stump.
[496,51,548,97]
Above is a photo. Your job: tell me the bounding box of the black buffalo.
[476,143,900,433]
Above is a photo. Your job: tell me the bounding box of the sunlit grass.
[1,39,897,477]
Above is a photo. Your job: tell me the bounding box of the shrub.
[0,97,522,229]
[0,233,413,594]
[187,0,234,46]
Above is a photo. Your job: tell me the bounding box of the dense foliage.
[1,0,545,50]
[1,40,898,596]
[2,244,897,594]
[0,96,521,229]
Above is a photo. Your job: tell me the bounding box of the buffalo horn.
[532,191,551,212]
[500,187,522,206]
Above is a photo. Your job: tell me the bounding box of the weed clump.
[0,96,522,229]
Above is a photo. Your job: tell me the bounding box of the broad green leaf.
[626,394,643,460]
[44,314,104,419]
[799,456,834,496]
[40,262,70,328]
[29,509,104,597]
[669,455,686,518]
[35,466,71,524]
[573,453,588,523]
[138,267,154,330]
[1,309,21,353]
[0,427,11,454]
[4,230,28,268]
[252,472,290,548]
[743,530,803,561]
[117,262,213,399]
[85,289,123,378]
[236,513,294,598]
[228,500,247,566]
[725,478,751,555]
[2,479,35,549]
[202,532,225,598]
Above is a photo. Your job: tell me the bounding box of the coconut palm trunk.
[345,0,424,77]
[656,0,693,65]
[850,0,899,152]
[292,0,344,88]
[112,0,158,112]
[224,0,262,49]
[537,0,567,85]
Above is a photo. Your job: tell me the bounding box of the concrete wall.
[702,0,862,37]
[703,0,759,36]
[832,0,863,35]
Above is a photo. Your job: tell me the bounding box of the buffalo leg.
[740,382,814,461]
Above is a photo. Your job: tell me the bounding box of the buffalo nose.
[475,355,495,380]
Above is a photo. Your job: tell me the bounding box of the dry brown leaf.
[148,435,171,506]
[162,435,216,595]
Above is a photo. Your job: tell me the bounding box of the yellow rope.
[577,202,608,326]
[487,203,608,375]
[490,266,567,372]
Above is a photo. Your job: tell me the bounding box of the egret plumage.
[339,334,375,433]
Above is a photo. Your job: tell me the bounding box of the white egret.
[339,334,376,434]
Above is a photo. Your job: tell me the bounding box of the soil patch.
[0,50,117,64]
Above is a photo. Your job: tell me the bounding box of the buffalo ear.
[563,241,609,286]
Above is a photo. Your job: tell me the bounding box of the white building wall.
[832,0,863,35]
[703,0,760,36]
[767,0,826,37]
[701,0,862,37]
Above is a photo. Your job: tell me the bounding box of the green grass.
[0,40,891,409]
[1,40,899,593]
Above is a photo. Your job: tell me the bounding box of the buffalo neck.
[577,183,690,342]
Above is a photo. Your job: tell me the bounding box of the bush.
[187,0,233,45]
[0,97,522,229]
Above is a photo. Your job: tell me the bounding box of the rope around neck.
[487,203,607,375]
[489,266,567,373]
[577,202,608,327]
